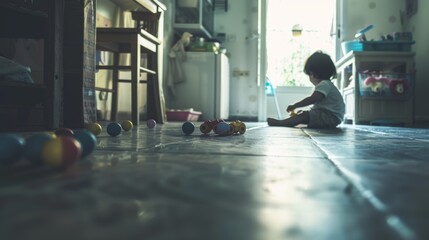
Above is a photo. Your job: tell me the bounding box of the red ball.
[41,136,82,168]
[55,128,74,137]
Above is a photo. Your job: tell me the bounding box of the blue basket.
[342,40,414,55]
[361,41,414,51]
[341,41,363,55]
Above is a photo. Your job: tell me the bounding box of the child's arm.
[288,91,324,111]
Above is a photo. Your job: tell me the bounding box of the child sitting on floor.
[267,51,345,128]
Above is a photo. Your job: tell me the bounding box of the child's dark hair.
[303,51,337,80]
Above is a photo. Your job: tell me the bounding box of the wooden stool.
[95,4,165,125]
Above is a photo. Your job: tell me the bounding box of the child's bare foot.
[267,118,282,126]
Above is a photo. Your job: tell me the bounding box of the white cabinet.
[335,51,415,126]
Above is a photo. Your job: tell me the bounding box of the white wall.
[407,0,429,122]
[213,0,260,118]
[339,0,405,43]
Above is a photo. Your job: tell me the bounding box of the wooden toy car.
[199,119,225,134]
[229,120,246,134]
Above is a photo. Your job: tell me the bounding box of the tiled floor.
[1,122,429,240]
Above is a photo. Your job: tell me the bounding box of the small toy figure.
[199,119,225,134]
[229,120,246,135]
[288,110,303,117]
[167,32,193,97]
[389,78,409,95]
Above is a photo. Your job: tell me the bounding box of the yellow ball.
[41,136,82,168]
[86,123,102,136]
[121,120,133,131]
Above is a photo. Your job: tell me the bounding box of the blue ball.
[23,133,54,165]
[0,134,25,165]
[107,122,122,137]
[182,121,195,135]
[73,130,97,158]
[214,122,231,135]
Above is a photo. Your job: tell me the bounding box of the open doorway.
[266,0,336,87]
[265,0,336,119]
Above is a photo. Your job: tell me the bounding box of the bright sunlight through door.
[266,0,336,87]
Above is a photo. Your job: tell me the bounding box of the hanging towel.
[167,32,192,98]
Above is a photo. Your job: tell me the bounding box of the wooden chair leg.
[147,49,164,123]
[110,51,119,121]
[131,39,140,125]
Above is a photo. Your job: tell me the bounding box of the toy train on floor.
[199,119,246,135]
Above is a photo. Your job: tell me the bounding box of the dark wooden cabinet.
[0,0,63,131]
[62,0,97,128]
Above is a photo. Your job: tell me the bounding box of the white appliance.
[169,52,230,121]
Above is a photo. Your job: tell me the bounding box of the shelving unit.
[335,51,415,126]
[0,1,63,131]
[174,0,214,38]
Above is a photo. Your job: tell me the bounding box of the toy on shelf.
[389,78,409,95]
[229,120,246,135]
[199,119,225,134]
[363,76,390,94]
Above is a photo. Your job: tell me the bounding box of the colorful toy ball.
[54,127,74,137]
[107,122,122,137]
[121,120,134,131]
[182,121,195,135]
[0,134,25,165]
[41,136,82,168]
[86,122,102,136]
[73,130,97,158]
[214,122,231,135]
[23,133,55,165]
[147,119,157,128]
